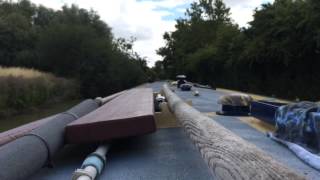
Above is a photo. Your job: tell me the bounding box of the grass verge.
[0,66,79,117]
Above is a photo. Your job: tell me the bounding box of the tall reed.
[0,67,79,117]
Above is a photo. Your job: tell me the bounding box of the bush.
[0,1,149,99]
[0,67,79,117]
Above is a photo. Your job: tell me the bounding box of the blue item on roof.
[269,101,320,171]
[251,100,287,125]
[274,101,320,152]
[180,83,192,91]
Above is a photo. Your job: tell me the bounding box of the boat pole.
[162,84,305,180]
[72,144,110,180]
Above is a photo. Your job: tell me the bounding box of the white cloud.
[29,0,274,66]
[224,0,274,27]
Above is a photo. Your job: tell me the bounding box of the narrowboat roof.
[26,81,320,179]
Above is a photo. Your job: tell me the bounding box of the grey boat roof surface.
[30,128,212,180]
[30,82,320,179]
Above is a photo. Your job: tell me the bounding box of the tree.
[0,1,148,98]
[0,0,36,67]
[199,0,230,23]
[157,0,233,82]
[158,0,320,100]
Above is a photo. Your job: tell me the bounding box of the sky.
[30,0,274,67]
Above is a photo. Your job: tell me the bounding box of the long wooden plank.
[0,91,123,147]
[163,84,304,180]
[66,88,156,144]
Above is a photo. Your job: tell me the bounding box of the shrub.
[0,67,79,117]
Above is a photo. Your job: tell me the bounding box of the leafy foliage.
[158,0,320,100]
[0,67,78,117]
[0,0,148,98]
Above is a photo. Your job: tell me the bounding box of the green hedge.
[0,74,79,117]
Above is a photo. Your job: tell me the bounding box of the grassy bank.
[0,67,79,117]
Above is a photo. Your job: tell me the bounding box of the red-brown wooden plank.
[66,88,156,144]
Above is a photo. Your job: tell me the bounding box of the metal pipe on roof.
[95,90,125,105]
[77,166,98,180]
[72,144,110,180]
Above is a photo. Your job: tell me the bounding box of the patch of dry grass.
[0,66,50,78]
[0,67,79,117]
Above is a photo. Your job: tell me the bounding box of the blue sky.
[154,6,186,21]
[30,0,274,66]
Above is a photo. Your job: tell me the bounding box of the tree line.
[157,0,320,101]
[0,0,150,98]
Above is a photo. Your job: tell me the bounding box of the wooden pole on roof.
[162,84,305,180]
